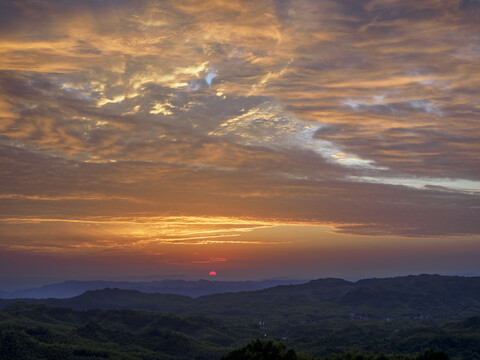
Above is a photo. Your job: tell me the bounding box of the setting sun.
[0,0,479,287]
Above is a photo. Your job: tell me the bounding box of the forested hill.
[1,275,480,359]
[1,274,479,321]
[2,302,475,359]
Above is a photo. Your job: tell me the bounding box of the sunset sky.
[1,0,479,290]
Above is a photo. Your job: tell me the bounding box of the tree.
[417,350,449,360]
[221,339,299,360]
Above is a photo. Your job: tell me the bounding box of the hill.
[1,275,480,359]
[0,279,307,299]
[1,302,478,359]
[5,274,477,322]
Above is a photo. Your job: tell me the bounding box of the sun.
[209,271,217,276]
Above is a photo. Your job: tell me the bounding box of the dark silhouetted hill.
[2,274,478,322]
[0,279,307,299]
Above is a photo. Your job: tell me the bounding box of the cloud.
[0,0,479,257]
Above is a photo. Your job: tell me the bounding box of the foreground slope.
[0,303,478,359]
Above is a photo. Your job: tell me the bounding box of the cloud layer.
[1,0,479,258]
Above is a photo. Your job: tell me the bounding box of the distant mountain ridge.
[0,278,308,299]
[1,274,479,321]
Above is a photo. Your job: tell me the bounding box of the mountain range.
[2,274,479,321]
[1,274,480,359]
[0,278,307,299]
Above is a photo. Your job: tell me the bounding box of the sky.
[1,0,479,290]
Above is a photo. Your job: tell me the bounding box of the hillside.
[4,274,477,322]
[1,275,480,358]
[0,302,478,359]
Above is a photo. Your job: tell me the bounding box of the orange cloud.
[0,0,479,277]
